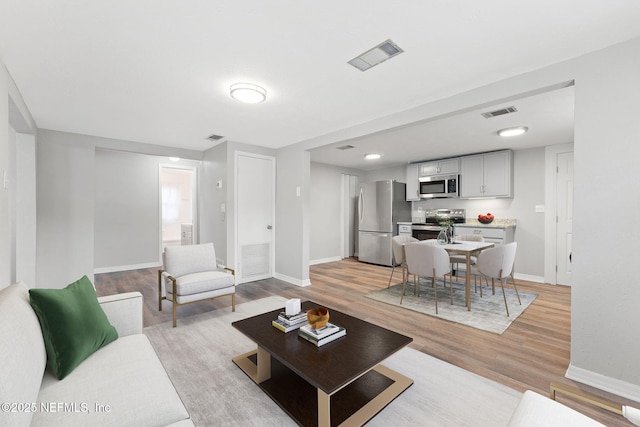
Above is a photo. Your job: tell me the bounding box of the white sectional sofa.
[0,282,194,427]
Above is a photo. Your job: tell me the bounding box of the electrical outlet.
[535,205,545,213]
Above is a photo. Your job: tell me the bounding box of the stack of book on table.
[271,311,307,333]
[298,322,346,347]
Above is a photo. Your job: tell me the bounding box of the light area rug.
[144,296,522,426]
[365,278,537,334]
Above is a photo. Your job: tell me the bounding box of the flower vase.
[437,228,448,244]
[438,227,453,244]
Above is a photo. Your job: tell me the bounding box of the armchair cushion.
[169,271,235,296]
[28,276,118,380]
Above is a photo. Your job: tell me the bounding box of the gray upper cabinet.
[405,163,420,201]
[418,158,459,176]
[460,150,513,198]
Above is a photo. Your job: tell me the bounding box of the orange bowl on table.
[307,307,330,329]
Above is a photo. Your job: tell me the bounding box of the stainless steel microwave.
[418,174,459,198]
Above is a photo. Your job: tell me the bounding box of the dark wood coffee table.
[232,300,413,426]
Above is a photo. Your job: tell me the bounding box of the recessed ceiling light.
[230,83,267,103]
[497,126,528,137]
[365,153,383,160]
[169,157,180,162]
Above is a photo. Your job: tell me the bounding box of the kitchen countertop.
[456,218,517,228]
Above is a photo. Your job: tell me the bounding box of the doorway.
[160,165,197,251]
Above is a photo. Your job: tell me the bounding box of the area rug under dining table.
[365,277,537,334]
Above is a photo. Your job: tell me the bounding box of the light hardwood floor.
[95,257,637,426]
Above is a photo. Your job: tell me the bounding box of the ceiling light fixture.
[230,83,267,103]
[497,126,528,137]
[365,153,383,160]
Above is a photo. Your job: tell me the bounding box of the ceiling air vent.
[348,39,404,71]
[206,134,225,141]
[336,145,355,150]
[481,106,518,119]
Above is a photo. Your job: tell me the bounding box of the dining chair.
[388,235,418,288]
[449,233,485,290]
[474,242,520,316]
[403,242,453,313]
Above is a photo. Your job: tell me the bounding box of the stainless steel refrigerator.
[358,180,411,266]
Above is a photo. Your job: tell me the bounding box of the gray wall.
[309,162,361,262]
[201,143,228,264]
[1,65,37,289]
[275,146,310,285]
[36,130,96,288]
[94,149,161,270]
[568,37,640,393]
[35,130,205,286]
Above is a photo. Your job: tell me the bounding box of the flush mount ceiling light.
[230,83,267,103]
[364,153,383,160]
[497,126,528,137]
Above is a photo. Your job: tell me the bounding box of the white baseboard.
[94,262,161,275]
[309,256,342,266]
[513,272,544,283]
[274,272,311,287]
[566,363,640,402]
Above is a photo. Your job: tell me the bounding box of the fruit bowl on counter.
[478,212,494,224]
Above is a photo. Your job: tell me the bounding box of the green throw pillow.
[29,275,118,380]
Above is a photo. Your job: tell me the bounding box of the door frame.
[544,142,574,284]
[158,163,199,259]
[234,151,276,283]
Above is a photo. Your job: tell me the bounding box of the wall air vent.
[336,145,356,150]
[481,106,518,119]
[348,39,404,71]
[206,134,225,141]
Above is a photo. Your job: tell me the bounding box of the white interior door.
[236,152,275,283]
[556,151,574,285]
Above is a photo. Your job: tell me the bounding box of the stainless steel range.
[412,208,465,240]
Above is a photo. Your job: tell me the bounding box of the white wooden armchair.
[158,243,235,327]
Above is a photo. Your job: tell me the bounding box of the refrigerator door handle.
[358,188,364,223]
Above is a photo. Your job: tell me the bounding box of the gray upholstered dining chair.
[403,242,452,313]
[388,235,418,288]
[474,242,520,316]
